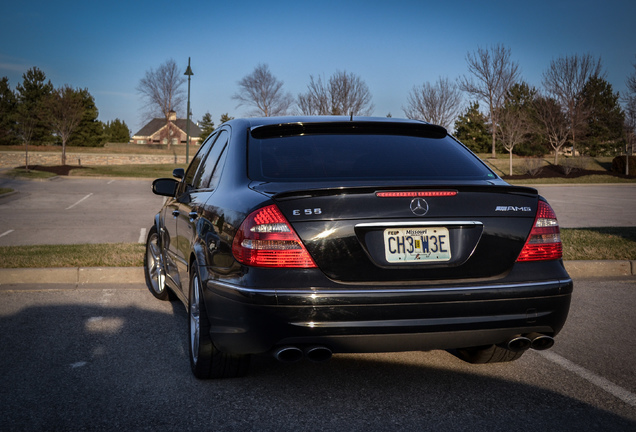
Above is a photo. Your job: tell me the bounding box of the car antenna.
[350,111,353,121]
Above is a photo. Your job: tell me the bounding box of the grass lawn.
[561,227,636,261]
[67,164,188,178]
[0,243,145,268]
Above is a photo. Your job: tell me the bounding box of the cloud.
[0,62,27,73]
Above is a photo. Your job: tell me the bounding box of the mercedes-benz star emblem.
[410,198,429,216]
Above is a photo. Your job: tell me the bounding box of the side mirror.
[152,178,179,197]
[173,168,185,179]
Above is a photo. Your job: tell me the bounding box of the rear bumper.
[204,276,573,355]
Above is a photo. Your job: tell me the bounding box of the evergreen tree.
[198,112,215,142]
[15,67,54,145]
[105,118,131,143]
[453,102,490,153]
[0,77,17,145]
[580,76,625,156]
[68,88,105,147]
[219,113,234,124]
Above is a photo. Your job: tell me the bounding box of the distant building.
[131,111,201,146]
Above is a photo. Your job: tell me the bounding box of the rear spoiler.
[250,121,448,140]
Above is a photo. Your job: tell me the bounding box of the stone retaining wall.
[0,151,187,168]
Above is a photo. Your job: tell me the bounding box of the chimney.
[168,110,177,121]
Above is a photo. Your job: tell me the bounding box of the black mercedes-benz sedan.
[144,116,572,379]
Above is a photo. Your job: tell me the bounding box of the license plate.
[383,227,451,263]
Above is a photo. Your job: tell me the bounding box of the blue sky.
[1,0,634,133]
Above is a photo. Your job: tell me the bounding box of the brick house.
[131,111,202,146]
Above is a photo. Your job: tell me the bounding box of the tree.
[542,53,603,156]
[137,59,186,148]
[15,67,53,170]
[232,64,293,117]
[15,67,54,145]
[198,112,215,142]
[47,85,85,165]
[580,76,625,156]
[453,102,490,153]
[532,95,570,165]
[104,119,131,143]
[625,58,636,167]
[0,77,17,145]
[403,77,463,130]
[297,75,330,115]
[219,113,234,124]
[68,88,104,147]
[497,84,535,175]
[297,71,374,116]
[459,44,520,158]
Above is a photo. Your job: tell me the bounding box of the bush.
[523,158,543,176]
[611,155,636,174]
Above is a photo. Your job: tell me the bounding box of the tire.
[188,263,250,379]
[454,344,525,364]
[144,226,173,301]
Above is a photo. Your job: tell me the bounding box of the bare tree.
[137,59,186,148]
[14,103,37,171]
[542,53,603,156]
[533,95,570,165]
[233,64,293,117]
[497,104,531,176]
[459,44,520,158]
[403,77,463,130]
[624,57,636,174]
[297,75,330,115]
[297,71,374,116]
[47,85,85,165]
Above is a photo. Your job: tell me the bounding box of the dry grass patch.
[0,243,144,268]
[561,227,636,261]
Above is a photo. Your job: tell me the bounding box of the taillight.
[232,204,317,268]
[517,200,563,262]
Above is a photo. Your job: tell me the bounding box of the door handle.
[189,212,199,221]
[172,210,179,217]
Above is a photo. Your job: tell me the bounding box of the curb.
[0,262,634,286]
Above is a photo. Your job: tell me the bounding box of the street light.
[184,57,194,164]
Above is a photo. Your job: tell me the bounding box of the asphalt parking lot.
[0,277,635,431]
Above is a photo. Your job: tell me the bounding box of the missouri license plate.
[383,227,451,263]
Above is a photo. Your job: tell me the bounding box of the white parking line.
[66,193,93,210]
[107,180,116,185]
[537,350,636,408]
[0,229,14,238]
[138,228,147,244]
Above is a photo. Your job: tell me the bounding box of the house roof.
[133,118,202,138]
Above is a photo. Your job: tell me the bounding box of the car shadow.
[0,297,634,432]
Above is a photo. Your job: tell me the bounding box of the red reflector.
[517,201,563,262]
[376,191,458,198]
[232,205,316,268]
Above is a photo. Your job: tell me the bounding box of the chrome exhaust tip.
[528,333,555,351]
[304,346,332,362]
[506,336,532,352]
[273,346,304,363]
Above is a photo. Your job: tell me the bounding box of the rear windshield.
[248,132,496,182]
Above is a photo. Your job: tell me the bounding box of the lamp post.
[184,57,194,164]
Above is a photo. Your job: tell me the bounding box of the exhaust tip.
[273,346,304,363]
[506,336,532,352]
[304,346,332,362]
[528,333,555,351]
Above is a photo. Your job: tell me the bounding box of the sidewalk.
[0,261,634,286]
